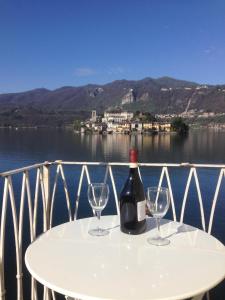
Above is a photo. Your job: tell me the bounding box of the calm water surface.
[1,128,225,171]
[1,128,225,299]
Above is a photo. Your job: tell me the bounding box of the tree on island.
[133,111,156,122]
[171,117,189,135]
[74,120,81,131]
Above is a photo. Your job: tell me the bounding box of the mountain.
[0,77,225,126]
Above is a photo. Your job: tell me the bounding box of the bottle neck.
[129,162,138,169]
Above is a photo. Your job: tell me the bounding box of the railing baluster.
[155,167,177,221]
[59,165,72,222]
[33,168,40,238]
[39,169,48,232]
[8,176,23,300]
[109,166,119,215]
[51,290,56,300]
[84,165,91,184]
[18,173,26,250]
[43,286,51,300]
[103,165,109,184]
[25,172,34,242]
[0,178,9,300]
[180,168,194,224]
[50,165,60,228]
[164,167,177,221]
[137,166,143,182]
[31,169,41,300]
[180,168,206,231]
[50,163,73,225]
[193,168,206,231]
[42,165,51,231]
[208,168,225,234]
[24,172,38,300]
[17,173,26,300]
[157,167,165,189]
[74,166,85,220]
[42,166,53,300]
[84,165,97,216]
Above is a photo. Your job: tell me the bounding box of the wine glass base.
[88,228,109,236]
[147,236,170,246]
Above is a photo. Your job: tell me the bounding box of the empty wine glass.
[147,187,170,246]
[88,183,109,236]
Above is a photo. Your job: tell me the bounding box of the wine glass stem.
[96,211,101,230]
[96,211,101,220]
[156,217,161,238]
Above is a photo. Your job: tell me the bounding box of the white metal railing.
[1,160,225,300]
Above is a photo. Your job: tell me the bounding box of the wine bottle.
[120,149,146,234]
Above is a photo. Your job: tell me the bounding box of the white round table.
[25,216,225,300]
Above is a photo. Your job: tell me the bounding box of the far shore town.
[78,111,172,134]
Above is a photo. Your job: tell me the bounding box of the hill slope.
[0,77,225,126]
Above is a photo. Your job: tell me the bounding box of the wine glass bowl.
[146,187,170,246]
[88,183,109,236]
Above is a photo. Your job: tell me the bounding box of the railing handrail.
[59,161,225,168]
[1,160,225,177]
[0,162,52,177]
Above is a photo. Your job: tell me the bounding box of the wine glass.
[146,187,170,246]
[88,183,109,236]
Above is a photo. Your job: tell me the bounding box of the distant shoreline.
[0,125,225,132]
[0,125,74,130]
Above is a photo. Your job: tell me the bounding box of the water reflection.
[1,128,225,172]
[79,133,178,162]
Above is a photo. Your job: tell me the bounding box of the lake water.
[1,128,225,172]
[1,128,225,299]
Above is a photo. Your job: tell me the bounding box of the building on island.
[81,110,171,134]
[131,122,143,132]
[142,122,171,132]
[90,110,97,122]
[102,111,134,123]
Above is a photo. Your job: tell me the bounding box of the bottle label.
[137,200,146,222]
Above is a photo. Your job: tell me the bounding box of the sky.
[0,0,225,93]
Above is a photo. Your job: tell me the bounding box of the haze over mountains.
[0,77,225,127]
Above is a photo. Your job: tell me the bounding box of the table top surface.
[25,216,225,300]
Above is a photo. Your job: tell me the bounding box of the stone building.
[102,111,134,123]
